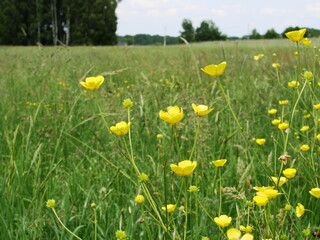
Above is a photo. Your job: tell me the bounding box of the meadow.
[1,36,320,240]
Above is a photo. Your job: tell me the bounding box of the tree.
[264,28,280,39]
[249,29,262,39]
[180,19,195,42]
[195,20,226,42]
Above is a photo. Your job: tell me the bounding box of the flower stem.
[189,118,201,161]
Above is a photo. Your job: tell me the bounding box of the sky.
[116,0,320,37]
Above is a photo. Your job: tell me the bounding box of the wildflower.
[134,195,145,204]
[179,206,185,212]
[282,168,297,178]
[227,228,241,240]
[138,173,149,183]
[304,114,311,119]
[300,126,309,132]
[254,54,264,60]
[272,119,281,125]
[271,176,288,187]
[240,225,254,233]
[80,75,104,90]
[253,186,275,192]
[300,38,312,46]
[296,203,305,218]
[302,229,311,236]
[285,28,306,42]
[278,122,289,130]
[46,199,56,209]
[253,195,269,206]
[300,144,310,151]
[273,53,277,57]
[191,103,214,117]
[284,204,292,211]
[257,189,282,199]
[255,138,266,145]
[288,81,300,87]
[272,63,281,68]
[188,185,200,193]
[309,188,320,198]
[157,134,163,140]
[201,62,227,77]
[159,106,184,125]
[304,71,314,80]
[294,51,299,56]
[314,104,320,110]
[212,159,227,167]
[201,238,209,240]
[316,134,320,140]
[115,230,127,240]
[122,98,133,109]
[214,215,232,228]
[110,121,131,135]
[170,160,197,176]
[90,203,96,208]
[268,109,277,114]
[279,100,289,105]
[161,204,176,213]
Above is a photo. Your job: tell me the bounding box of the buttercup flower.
[279,100,289,105]
[192,103,214,117]
[300,38,312,46]
[46,199,56,209]
[159,106,184,124]
[212,159,227,167]
[214,215,232,228]
[255,138,266,145]
[161,204,176,213]
[268,109,277,114]
[300,126,310,132]
[309,188,320,198]
[227,228,254,240]
[285,28,306,42]
[240,225,254,233]
[122,98,133,109]
[272,119,281,125]
[300,144,310,151]
[115,230,127,240]
[253,186,275,192]
[201,61,227,77]
[256,189,282,199]
[110,121,131,135]
[271,176,288,187]
[253,195,269,206]
[134,195,145,204]
[272,63,281,68]
[288,81,300,87]
[316,134,320,140]
[282,168,297,179]
[278,122,289,130]
[296,203,305,218]
[170,160,197,176]
[138,173,149,182]
[188,185,200,193]
[80,75,104,90]
[304,71,314,80]
[254,54,264,61]
[314,104,320,110]
[304,114,311,119]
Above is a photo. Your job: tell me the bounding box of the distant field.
[1,38,320,239]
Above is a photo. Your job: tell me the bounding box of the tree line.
[0,0,120,45]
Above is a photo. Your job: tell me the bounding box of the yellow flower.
[255,138,266,145]
[309,188,320,198]
[46,199,56,208]
[314,104,320,110]
[240,225,254,233]
[288,81,300,87]
[170,160,197,176]
[300,126,310,132]
[159,106,184,124]
[253,195,269,206]
[279,100,289,105]
[296,203,305,218]
[282,168,297,179]
[122,98,133,109]
[227,228,241,240]
[212,159,227,167]
[254,54,264,60]
[300,38,312,46]
[271,176,288,187]
[256,189,282,199]
[278,122,289,130]
[316,134,320,140]
[201,61,227,77]
[253,186,275,192]
[134,194,145,204]
[268,109,277,114]
[304,71,314,80]
[300,144,310,151]
[272,119,281,125]
[80,75,104,90]
[138,173,149,183]
[115,230,127,240]
[304,114,311,119]
[110,121,131,135]
[285,28,306,42]
[191,103,214,117]
[188,185,200,193]
[214,215,232,228]
[272,63,281,68]
[161,204,176,213]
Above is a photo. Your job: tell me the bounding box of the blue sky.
[116,0,320,37]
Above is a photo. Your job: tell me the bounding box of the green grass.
[1,38,320,239]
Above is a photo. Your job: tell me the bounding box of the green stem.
[183,177,188,240]
[218,167,222,215]
[52,208,83,240]
[189,118,201,161]
[94,207,97,240]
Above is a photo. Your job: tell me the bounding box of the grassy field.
[1,38,320,239]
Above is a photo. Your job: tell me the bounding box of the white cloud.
[126,0,172,9]
[210,9,226,16]
[146,8,178,17]
[262,8,288,14]
[306,3,320,18]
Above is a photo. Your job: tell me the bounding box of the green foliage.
[264,28,280,39]
[195,20,227,41]
[117,34,179,45]
[249,29,262,39]
[180,18,195,43]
